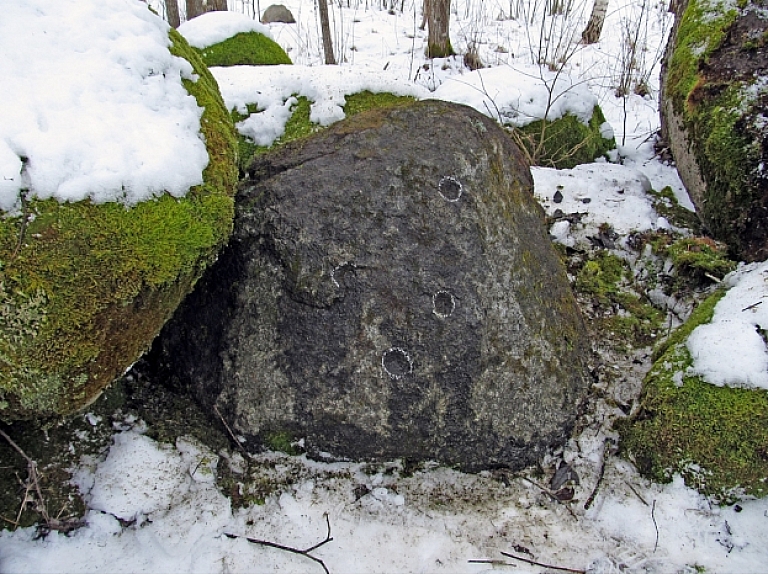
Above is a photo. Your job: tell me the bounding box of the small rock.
[261,4,296,24]
[553,190,564,203]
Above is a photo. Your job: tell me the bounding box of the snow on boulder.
[0,0,238,420]
[178,10,291,67]
[619,261,768,500]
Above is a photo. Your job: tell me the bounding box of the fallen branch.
[0,427,47,524]
[584,449,607,510]
[468,559,516,567]
[225,513,334,574]
[742,301,763,312]
[651,499,659,553]
[213,404,249,458]
[500,552,586,574]
[0,427,83,535]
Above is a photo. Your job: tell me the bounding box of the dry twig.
[500,551,586,574]
[225,512,334,574]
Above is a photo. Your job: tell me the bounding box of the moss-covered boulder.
[0,29,238,420]
[514,105,615,169]
[660,0,768,261]
[618,290,768,502]
[178,11,291,67]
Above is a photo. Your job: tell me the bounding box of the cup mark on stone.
[438,176,463,202]
[330,261,355,288]
[381,347,413,380]
[432,290,455,318]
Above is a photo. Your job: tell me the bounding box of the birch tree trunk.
[581,0,609,44]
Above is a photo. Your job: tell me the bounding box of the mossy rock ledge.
[618,290,768,501]
[144,99,593,471]
[660,0,768,261]
[515,105,615,169]
[0,29,238,421]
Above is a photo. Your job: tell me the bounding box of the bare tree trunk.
[166,0,181,28]
[581,0,609,44]
[318,0,337,64]
[425,0,453,58]
[186,0,227,21]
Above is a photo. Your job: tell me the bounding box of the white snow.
[0,0,209,212]
[432,65,599,127]
[177,9,274,48]
[3,0,768,571]
[687,261,768,389]
[212,65,429,146]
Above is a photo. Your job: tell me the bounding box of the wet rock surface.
[146,99,592,471]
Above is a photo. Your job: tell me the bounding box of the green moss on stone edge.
[234,91,415,172]
[618,290,768,501]
[0,28,237,420]
[198,31,292,67]
[664,0,768,260]
[515,105,615,169]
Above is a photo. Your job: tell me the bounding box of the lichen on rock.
[661,0,768,261]
[145,99,593,471]
[0,28,238,420]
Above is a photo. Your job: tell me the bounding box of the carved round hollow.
[381,347,413,380]
[438,176,463,202]
[432,290,455,318]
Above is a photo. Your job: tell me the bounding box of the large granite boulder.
[147,99,592,471]
[0,27,238,420]
[660,0,768,261]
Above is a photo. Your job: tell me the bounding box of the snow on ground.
[3,0,768,572]
[2,422,768,573]
[0,0,208,212]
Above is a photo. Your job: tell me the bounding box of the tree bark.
[166,0,181,28]
[186,0,227,21]
[581,0,609,44]
[318,0,337,64]
[425,0,453,58]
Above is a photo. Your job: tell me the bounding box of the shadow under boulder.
[146,99,592,471]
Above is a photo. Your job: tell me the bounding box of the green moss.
[665,237,736,279]
[263,430,301,455]
[619,289,768,501]
[574,251,664,348]
[647,186,701,232]
[234,91,415,172]
[664,0,767,259]
[0,29,237,420]
[198,31,292,67]
[514,105,615,168]
[665,0,739,110]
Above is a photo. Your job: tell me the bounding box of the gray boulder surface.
[260,4,296,24]
[146,99,592,471]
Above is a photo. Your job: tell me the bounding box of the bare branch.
[225,513,334,574]
[500,551,586,574]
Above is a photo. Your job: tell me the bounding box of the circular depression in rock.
[438,176,463,202]
[381,347,413,380]
[432,290,455,318]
